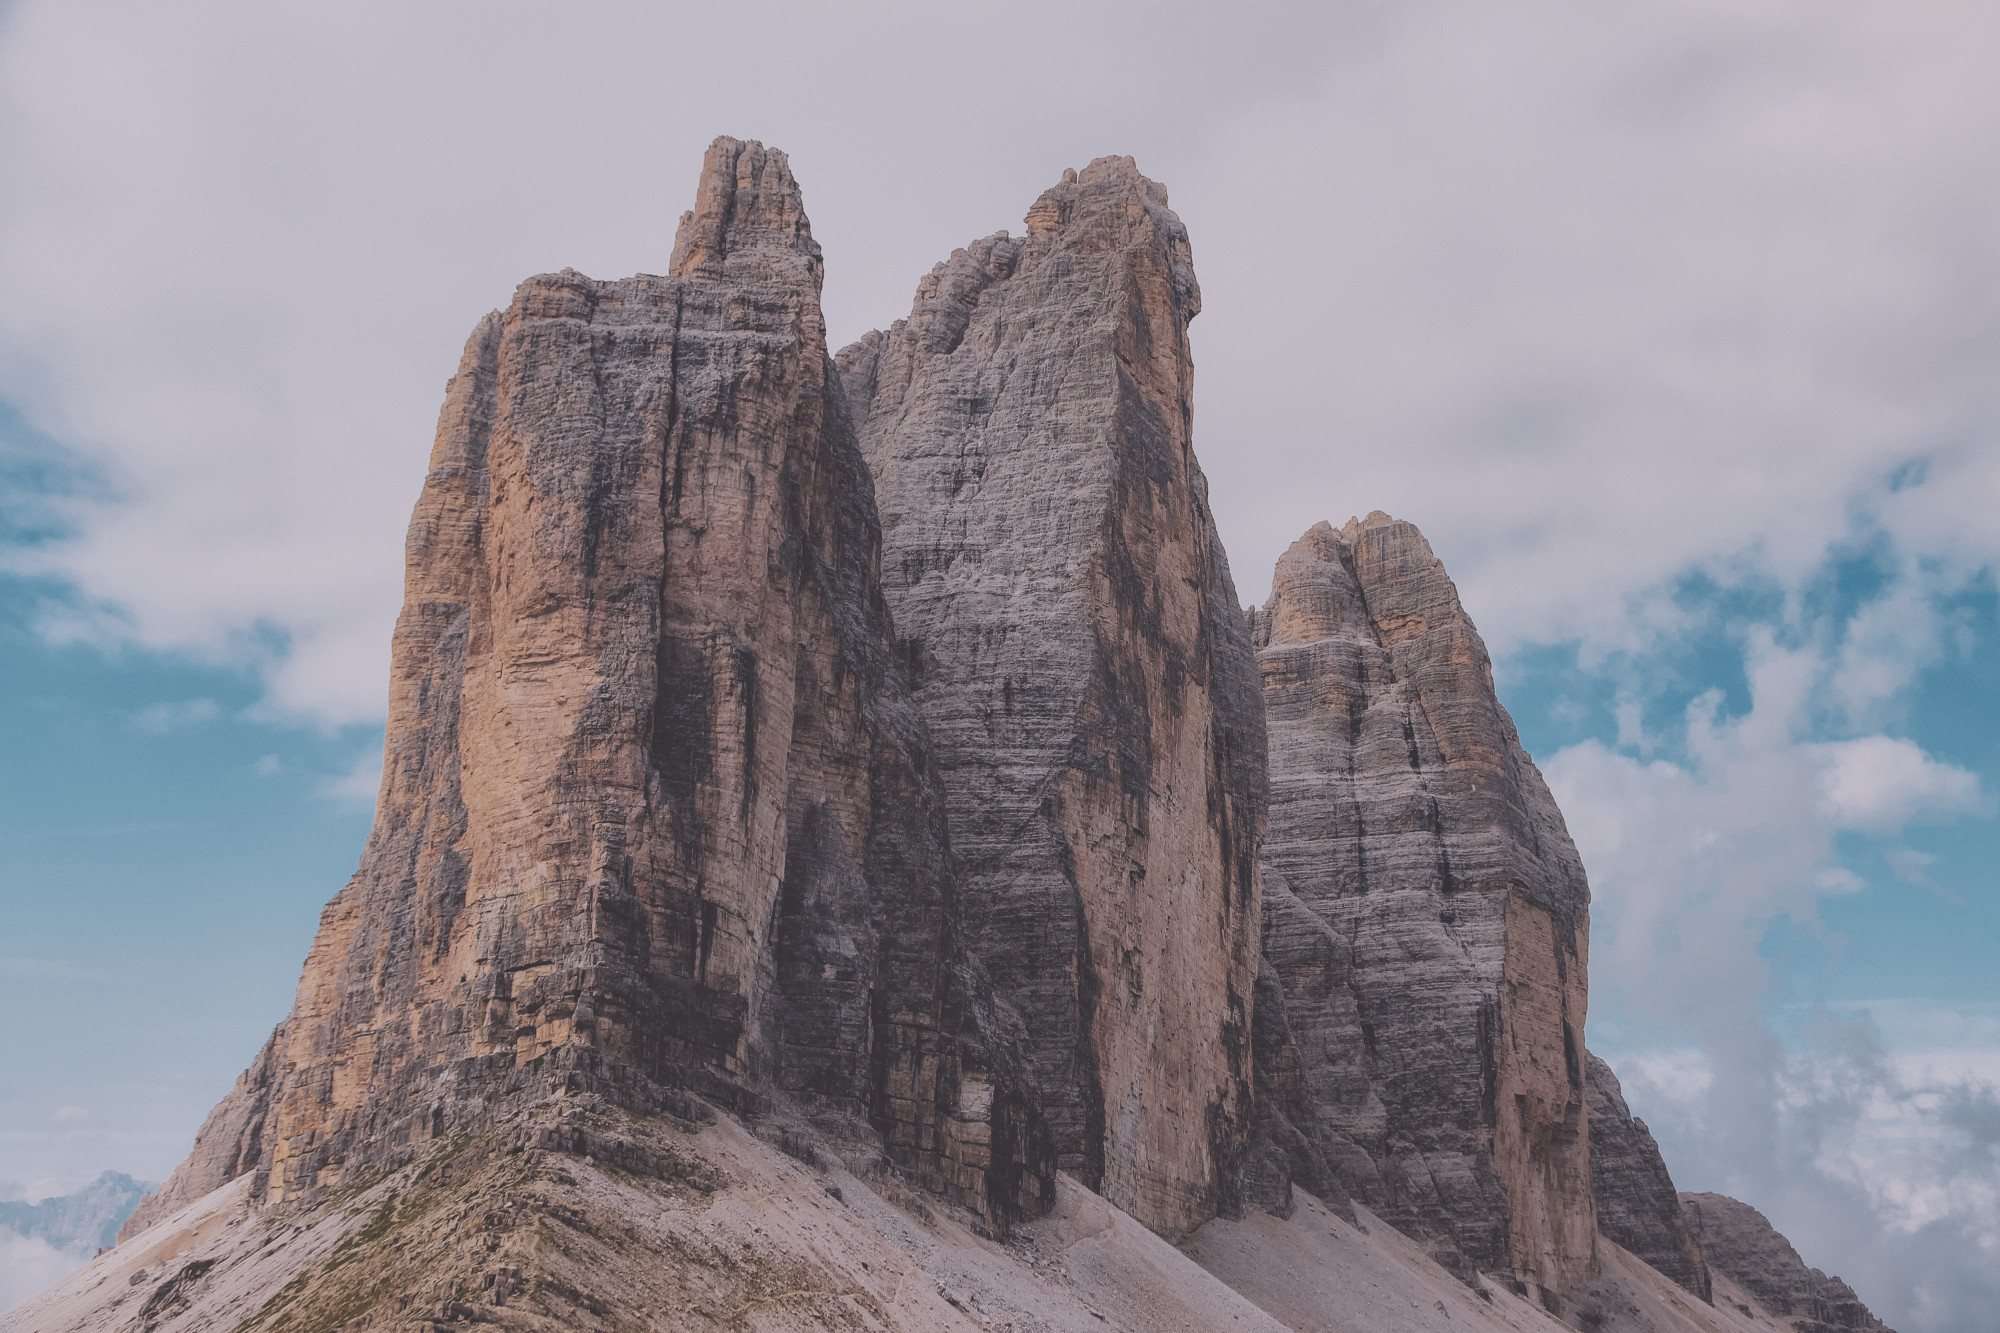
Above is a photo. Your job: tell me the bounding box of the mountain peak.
[668,135,821,290]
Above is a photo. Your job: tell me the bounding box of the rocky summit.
[10,139,1896,1333]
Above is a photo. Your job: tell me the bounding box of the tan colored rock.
[1252,515,1595,1298]
[839,155,1266,1240]
[128,136,1053,1240]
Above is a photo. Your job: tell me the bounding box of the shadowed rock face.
[1586,1052,1710,1300]
[839,156,1266,1240]
[124,137,1053,1243]
[1251,515,1594,1295]
[1681,1193,1895,1333]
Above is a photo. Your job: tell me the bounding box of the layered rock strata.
[1681,1194,1896,1333]
[839,156,1266,1240]
[1586,1052,1711,1301]
[128,137,1052,1240]
[1251,515,1595,1296]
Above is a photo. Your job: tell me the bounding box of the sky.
[1,1,1996,1326]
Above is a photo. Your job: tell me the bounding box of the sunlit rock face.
[840,155,1266,1241]
[123,137,1054,1244]
[1251,514,1596,1296]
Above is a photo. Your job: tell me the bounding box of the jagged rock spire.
[668,136,823,289]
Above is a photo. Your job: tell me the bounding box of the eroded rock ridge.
[1585,1051,1710,1300]
[1682,1193,1896,1333]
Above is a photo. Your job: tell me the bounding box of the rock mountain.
[8,139,1895,1333]
[0,1173,152,1256]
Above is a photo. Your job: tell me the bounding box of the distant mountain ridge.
[0,1173,152,1254]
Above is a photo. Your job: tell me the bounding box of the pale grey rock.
[1682,1193,1896,1333]
[117,1025,282,1243]
[840,155,1265,1241]
[1252,515,1595,1298]
[1585,1051,1710,1300]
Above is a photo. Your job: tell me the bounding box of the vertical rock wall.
[1585,1052,1710,1300]
[132,138,1053,1238]
[1252,515,1595,1295]
[840,156,1266,1240]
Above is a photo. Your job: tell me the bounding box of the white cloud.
[47,1107,87,1126]
[2,3,1998,719]
[1607,1011,2000,1330]
[316,744,382,812]
[1550,619,1989,1038]
[1623,1048,1715,1107]
[1814,735,1990,834]
[0,1231,81,1315]
[1551,604,1997,1327]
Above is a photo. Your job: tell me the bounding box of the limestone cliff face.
[1585,1052,1710,1301]
[1251,515,1594,1295]
[129,137,1052,1238]
[839,156,1265,1241]
[1681,1194,1895,1333]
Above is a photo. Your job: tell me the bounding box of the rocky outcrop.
[1251,515,1594,1297]
[1681,1194,1895,1333]
[128,137,1053,1239]
[839,156,1265,1240]
[1586,1051,1710,1300]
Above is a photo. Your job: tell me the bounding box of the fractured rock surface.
[1681,1194,1895,1333]
[127,136,1051,1242]
[1251,515,1595,1295]
[840,155,1265,1240]
[1585,1052,1710,1301]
